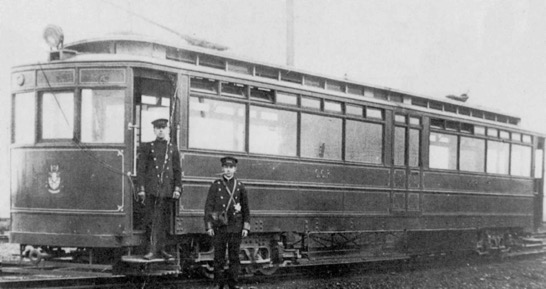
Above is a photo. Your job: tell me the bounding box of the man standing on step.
[137,118,182,260]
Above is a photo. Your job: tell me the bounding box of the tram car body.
[10,31,545,273]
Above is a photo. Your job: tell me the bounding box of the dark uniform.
[137,119,182,260]
[204,157,250,289]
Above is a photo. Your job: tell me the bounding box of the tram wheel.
[28,248,43,265]
[199,263,215,279]
[258,265,278,276]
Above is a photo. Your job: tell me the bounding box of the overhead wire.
[99,0,228,51]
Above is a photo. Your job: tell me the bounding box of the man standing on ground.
[204,156,250,289]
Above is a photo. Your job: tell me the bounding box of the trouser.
[146,195,171,254]
[213,229,242,287]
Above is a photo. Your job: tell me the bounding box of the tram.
[9,26,545,275]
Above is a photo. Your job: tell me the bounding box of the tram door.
[392,114,422,214]
[132,70,178,230]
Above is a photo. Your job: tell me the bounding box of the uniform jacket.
[137,139,182,198]
[204,177,250,233]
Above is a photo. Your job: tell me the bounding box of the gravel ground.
[3,242,546,289]
[239,255,546,289]
[0,243,19,262]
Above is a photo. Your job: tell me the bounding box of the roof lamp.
[43,24,64,50]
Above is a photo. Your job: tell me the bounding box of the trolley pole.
[286,0,295,66]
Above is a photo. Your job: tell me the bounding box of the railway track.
[2,246,546,289]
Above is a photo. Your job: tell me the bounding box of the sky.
[1,0,546,217]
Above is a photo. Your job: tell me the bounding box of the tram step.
[297,253,409,266]
[521,243,544,248]
[121,255,177,263]
[115,255,180,276]
[521,237,544,244]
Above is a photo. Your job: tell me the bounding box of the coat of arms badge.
[47,165,62,194]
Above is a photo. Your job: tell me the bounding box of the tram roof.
[51,34,521,126]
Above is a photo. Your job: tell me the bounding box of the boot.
[143,252,155,260]
[160,250,174,260]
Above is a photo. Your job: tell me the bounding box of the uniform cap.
[221,156,238,166]
[152,118,169,128]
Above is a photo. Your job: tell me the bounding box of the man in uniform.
[137,118,182,260]
[204,156,250,289]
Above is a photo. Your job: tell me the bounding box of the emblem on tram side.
[47,165,62,194]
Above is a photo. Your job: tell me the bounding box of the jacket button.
[223,204,226,207]
[221,196,223,199]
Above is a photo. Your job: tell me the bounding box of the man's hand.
[242,229,248,238]
[207,229,215,237]
[137,191,145,203]
[172,191,181,199]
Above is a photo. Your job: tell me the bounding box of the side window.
[81,89,125,143]
[394,126,405,166]
[511,144,531,177]
[189,97,246,152]
[345,120,383,164]
[394,115,420,167]
[249,105,297,156]
[41,91,74,140]
[13,92,35,144]
[301,113,342,160]
[409,128,420,167]
[486,140,509,174]
[460,137,485,172]
[536,147,544,179]
[429,132,457,170]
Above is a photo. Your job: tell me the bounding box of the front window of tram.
[81,89,125,143]
[42,92,74,139]
[13,92,35,144]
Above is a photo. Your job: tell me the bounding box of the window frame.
[186,75,389,164]
[12,91,37,145]
[428,118,534,177]
[345,118,384,164]
[38,89,77,143]
[80,88,126,144]
[394,114,421,167]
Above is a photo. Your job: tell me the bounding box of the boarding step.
[296,252,409,267]
[114,255,180,276]
[521,237,545,248]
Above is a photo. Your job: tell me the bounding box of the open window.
[134,76,176,143]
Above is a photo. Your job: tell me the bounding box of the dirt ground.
[3,242,546,289]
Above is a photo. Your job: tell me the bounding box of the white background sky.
[1,0,546,217]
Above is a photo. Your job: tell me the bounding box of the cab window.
[13,92,35,144]
[81,89,125,143]
[41,91,74,140]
